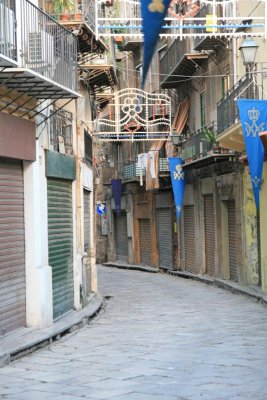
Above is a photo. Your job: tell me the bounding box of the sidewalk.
[103,262,267,306]
[0,293,103,368]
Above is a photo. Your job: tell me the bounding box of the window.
[84,129,93,165]
[200,92,206,127]
[49,109,73,153]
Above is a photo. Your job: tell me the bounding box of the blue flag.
[168,157,185,219]
[238,99,267,209]
[141,0,172,88]
[111,179,122,215]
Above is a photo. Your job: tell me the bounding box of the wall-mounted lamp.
[239,37,258,66]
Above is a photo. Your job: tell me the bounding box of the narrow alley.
[1,265,267,400]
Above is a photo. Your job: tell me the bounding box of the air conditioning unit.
[26,31,54,77]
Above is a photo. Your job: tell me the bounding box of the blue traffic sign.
[96,203,106,215]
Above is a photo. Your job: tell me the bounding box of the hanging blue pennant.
[237,99,267,209]
[111,179,122,215]
[168,157,185,219]
[141,0,172,88]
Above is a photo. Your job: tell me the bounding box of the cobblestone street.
[1,265,267,400]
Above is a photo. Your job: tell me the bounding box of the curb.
[103,262,159,273]
[168,270,267,306]
[0,294,104,368]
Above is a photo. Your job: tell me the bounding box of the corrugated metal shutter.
[48,179,74,320]
[228,200,238,282]
[184,205,196,273]
[0,160,26,336]
[83,189,91,253]
[139,219,151,266]
[204,194,215,276]
[157,208,172,269]
[114,212,128,262]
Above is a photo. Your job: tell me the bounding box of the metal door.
[0,160,26,336]
[228,200,238,281]
[139,218,151,266]
[83,189,91,253]
[157,208,173,269]
[184,205,196,273]
[114,212,128,262]
[204,194,216,276]
[47,178,74,320]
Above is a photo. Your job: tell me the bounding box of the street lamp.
[239,37,258,67]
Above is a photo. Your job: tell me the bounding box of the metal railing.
[0,0,17,62]
[180,121,217,162]
[217,74,259,134]
[49,108,73,154]
[122,157,169,180]
[159,39,192,85]
[20,0,77,92]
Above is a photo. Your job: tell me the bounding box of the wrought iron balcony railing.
[0,0,78,93]
[0,0,17,65]
[180,122,219,162]
[46,0,96,34]
[122,157,169,181]
[217,74,259,134]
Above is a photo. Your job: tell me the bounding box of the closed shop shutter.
[139,219,151,266]
[0,160,26,336]
[83,189,91,253]
[157,208,172,269]
[184,205,196,273]
[48,179,74,320]
[114,212,128,262]
[228,200,238,282]
[204,194,215,276]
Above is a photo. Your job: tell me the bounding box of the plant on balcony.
[46,0,74,19]
[203,128,220,154]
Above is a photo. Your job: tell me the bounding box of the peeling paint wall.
[260,163,267,292]
[244,166,259,286]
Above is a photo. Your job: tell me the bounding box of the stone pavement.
[1,265,267,400]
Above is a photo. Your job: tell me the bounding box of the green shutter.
[48,178,74,320]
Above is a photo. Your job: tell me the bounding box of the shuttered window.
[139,219,151,266]
[228,200,238,282]
[48,179,74,320]
[114,212,128,262]
[0,160,26,336]
[157,208,172,269]
[83,189,91,253]
[184,205,196,273]
[204,194,215,276]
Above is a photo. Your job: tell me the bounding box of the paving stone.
[1,265,267,399]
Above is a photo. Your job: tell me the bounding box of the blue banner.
[111,179,122,215]
[238,99,267,208]
[168,157,185,219]
[141,0,172,88]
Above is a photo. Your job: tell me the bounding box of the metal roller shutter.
[48,179,74,320]
[204,194,215,276]
[0,160,26,336]
[83,190,91,253]
[139,219,151,266]
[228,200,238,282]
[184,205,196,273]
[157,208,172,269]
[114,212,128,262]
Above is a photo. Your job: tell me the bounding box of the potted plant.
[46,0,74,20]
[203,128,220,153]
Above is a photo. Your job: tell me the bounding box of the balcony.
[0,0,78,100]
[79,52,118,90]
[122,157,169,181]
[217,74,259,152]
[45,0,106,54]
[180,122,233,167]
[160,39,208,89]
[193,4,227,51]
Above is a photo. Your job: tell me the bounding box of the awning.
[173,97,190,135]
